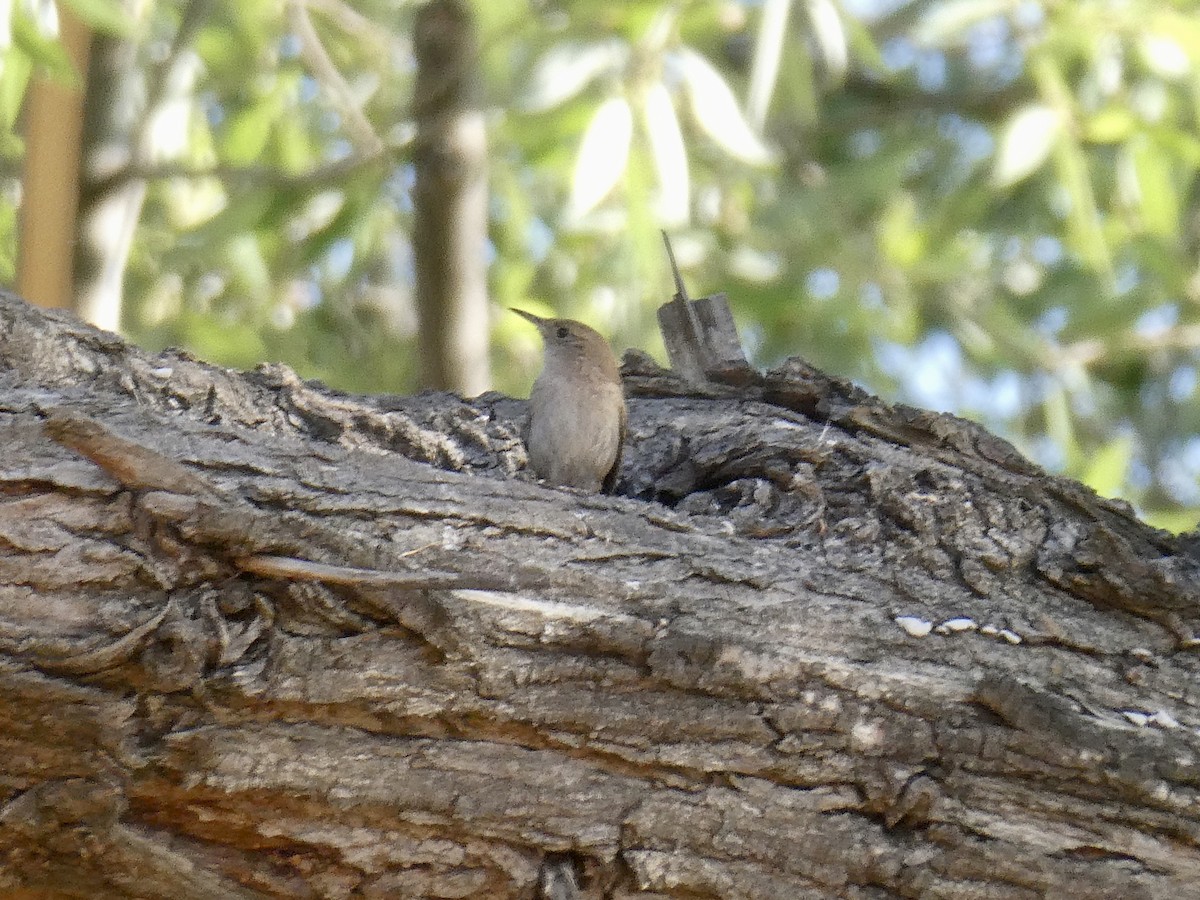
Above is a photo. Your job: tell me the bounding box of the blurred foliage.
[3,0,1200,530]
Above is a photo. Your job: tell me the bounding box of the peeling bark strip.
[657,231,755,388]
[0,291,1199,898]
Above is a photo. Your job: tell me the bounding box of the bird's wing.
[601,398,627,495]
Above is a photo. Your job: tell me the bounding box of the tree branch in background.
[836,73,1030,122]
[84,143,406,200]
[410,0,491,394]
[287,0,384,157]
[303,0,392,57]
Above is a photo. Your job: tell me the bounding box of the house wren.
[512,308,626,493]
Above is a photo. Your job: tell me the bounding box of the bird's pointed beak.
[510,308,546,328]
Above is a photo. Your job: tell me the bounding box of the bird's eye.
[556,326,569,339]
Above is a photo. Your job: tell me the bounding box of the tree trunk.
[410,0,491,396]
[0,290,1198,899]
[16,6,91,313]
[74,0,211,334]
[72,15,145,335]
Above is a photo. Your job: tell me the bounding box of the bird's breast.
[527,376,623,491]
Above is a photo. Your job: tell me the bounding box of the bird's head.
[511,308,618,379]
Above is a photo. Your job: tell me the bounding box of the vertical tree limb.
[411,0,491,395]
[74,0,214,334]
[16,6,92,312]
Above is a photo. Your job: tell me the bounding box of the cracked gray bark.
[1,291,1199,899]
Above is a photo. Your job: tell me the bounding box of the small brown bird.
[512,308,626,493]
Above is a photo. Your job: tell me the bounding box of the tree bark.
[0,291,1198,899]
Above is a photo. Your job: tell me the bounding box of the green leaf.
[178,190,277,259]
[840,13,885,74]
[641,81,688,227]
[914,0,1018,48]
[0,50,32,131]
[520,39,628,112]
[1043,384,1079,469]
[1128,136,1179,237]
[179,309,269,369]
[565,94,633,224]
[806,0,847,86]
[1052,131,1112,276]
[878,193,925,267]
[273,105,321,173]
[221,95,282,164]
[1081,434,1133,499]
[298,180,384,269]
[1143,507,1200,535]
[225,233,271,296]
[992,104,1061,188]
[1085,107,1136,144]
[1138,33,1190,81]
[677,46,776,165]
[12,11,77,83]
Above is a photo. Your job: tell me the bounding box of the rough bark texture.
[1,291,1199,899]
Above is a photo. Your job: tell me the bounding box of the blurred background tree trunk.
[74,0,209,334]
[16,4,91,313]
[410,0,490,395]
